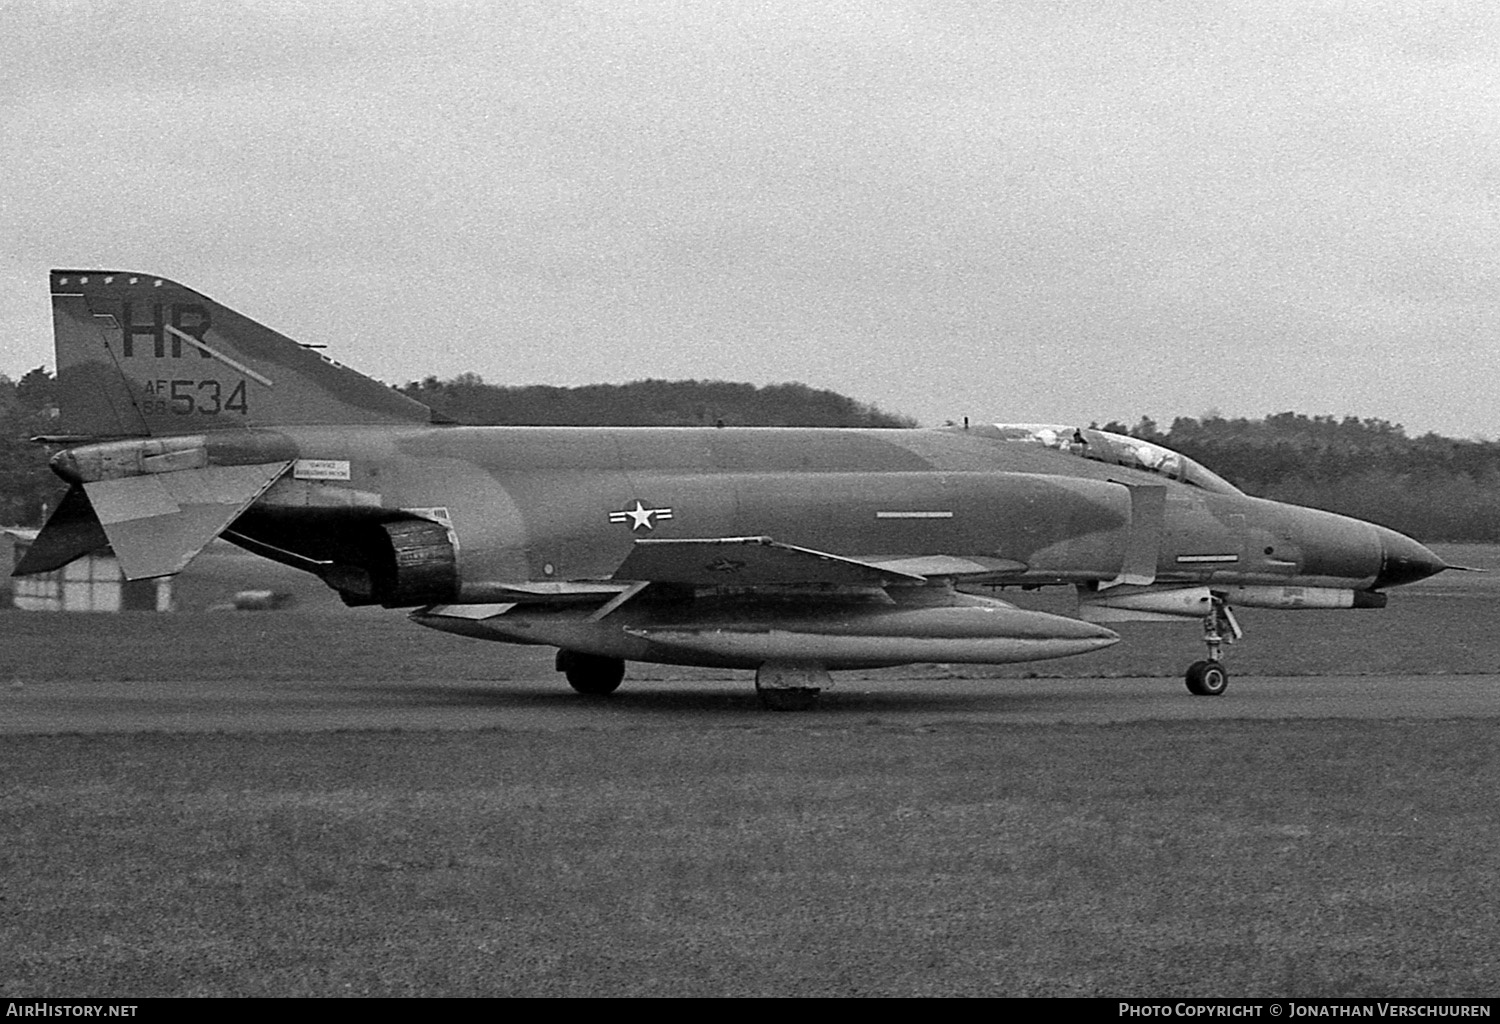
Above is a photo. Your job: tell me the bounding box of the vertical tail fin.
[50,270,438,437]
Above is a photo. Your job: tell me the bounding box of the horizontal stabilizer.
[612,536,927,587]
[84,462,290,579]
[11,486,109,575]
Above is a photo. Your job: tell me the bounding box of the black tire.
[756,687,821,712]
[562,652,625,696]
[1185,659,1229,697]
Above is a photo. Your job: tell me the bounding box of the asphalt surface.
[3,672,1497,734]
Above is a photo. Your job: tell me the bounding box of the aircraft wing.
[611,536,930,587]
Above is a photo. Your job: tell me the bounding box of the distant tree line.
[0,368,64,526]
[5,367,1500,541]
[1098,413,1500,542]
[397,373,916,429]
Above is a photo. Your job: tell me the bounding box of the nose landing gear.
[1185,596,1240,696]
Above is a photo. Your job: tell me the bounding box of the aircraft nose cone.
[1372,526,1447,589]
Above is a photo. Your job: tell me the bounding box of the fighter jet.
[15,271,1450,709]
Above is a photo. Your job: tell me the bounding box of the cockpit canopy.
[985,423,1242,495]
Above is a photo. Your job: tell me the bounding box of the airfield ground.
[1,545,1497,997]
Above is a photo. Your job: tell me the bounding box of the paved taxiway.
[3,673,1496,734]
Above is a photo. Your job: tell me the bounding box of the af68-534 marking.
[140,378,248,416]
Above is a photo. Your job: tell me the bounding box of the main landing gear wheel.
[557,651,625,696]
[1185,659,1229,697]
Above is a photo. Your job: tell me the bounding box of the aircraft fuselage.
[64,421,1426,602]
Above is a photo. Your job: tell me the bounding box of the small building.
[2,529,173,612]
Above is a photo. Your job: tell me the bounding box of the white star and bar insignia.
[609,500,674,531]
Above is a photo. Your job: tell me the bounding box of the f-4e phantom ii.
[15,271,1452,709]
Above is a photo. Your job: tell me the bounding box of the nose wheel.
[1185,659,1229,696]
[1185,596,1240,696]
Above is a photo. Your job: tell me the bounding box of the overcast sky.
[3,0,1498,436]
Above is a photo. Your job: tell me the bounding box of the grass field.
[3,548,1499,997]
[4,721,1496,997]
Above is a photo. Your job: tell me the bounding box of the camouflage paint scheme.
[17,271,1449,705]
